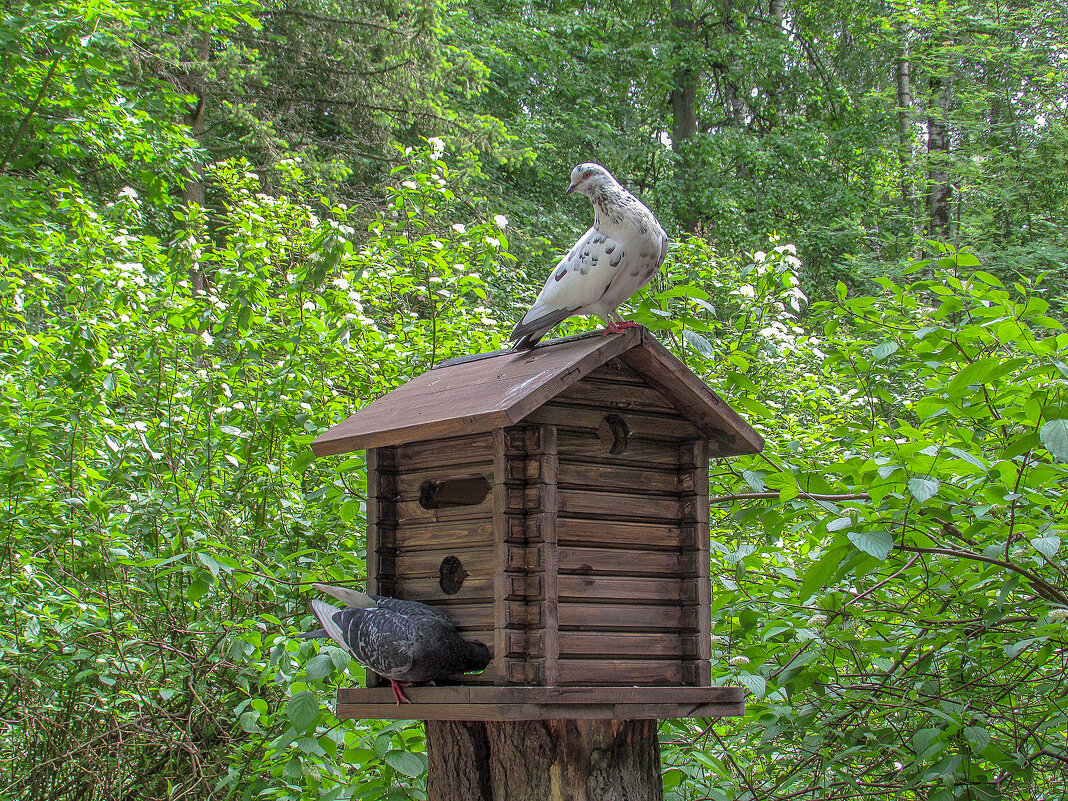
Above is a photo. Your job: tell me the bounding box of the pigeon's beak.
[566,181,578,196]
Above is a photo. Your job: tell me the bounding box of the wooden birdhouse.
[310,327,762,721]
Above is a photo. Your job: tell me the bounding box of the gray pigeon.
[511,163,669,349]
[305,583,491,703]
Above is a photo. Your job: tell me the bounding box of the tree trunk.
[893,18,918,248]
[425,719,663,801]
[669,0,699,233]
[926,75,953,240]
[182,28,212,294]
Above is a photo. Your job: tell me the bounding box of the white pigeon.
[510,162,669,349]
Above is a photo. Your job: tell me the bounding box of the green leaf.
[383,749,425,778]
[800,544,848,601]
[238,711,261,733]
[908,476,939,503]
[187,579,209,602]
[847,530,893,561]
[1040,419,1068,462]
[1004,638,1040,658]
[964,726,991,752]
[827,517,852,532]
[872,341,898,361]
[1031,536,1061,559]
[682,329,715,359]
[735,673,766,700]
[287,690,320,730]
[306,654,335,681]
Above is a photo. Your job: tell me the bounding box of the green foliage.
[0,143,510,799]
[658,242,1068,799]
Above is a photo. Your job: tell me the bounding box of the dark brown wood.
[393,433,495,471]
[558,603,697,630]
[555,377,677,413]
[556,432,681,468]
[539,424,560,686]
[311,327,763,457]
[338,685,744,705]
[557,659,686,686]
[619,340,764,454]
[395,545,495,578]
[311,328,642,455]
[557,575,685,602]
[682,438,713,686]
[556,519,683,550]
[528,403,701,441]
[492,429,509,686]
[392,520,495,550]
[558,546,683,576]
[557,489,682,521]
[425,719,663,801]
[558,632,695,658]
[557,460,679,495]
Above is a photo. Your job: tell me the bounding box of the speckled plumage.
[306,584,490,702]
[511,163,669,349]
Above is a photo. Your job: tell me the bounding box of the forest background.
[2,0,1068,798]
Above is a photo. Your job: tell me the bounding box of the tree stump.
[425,718,663,801]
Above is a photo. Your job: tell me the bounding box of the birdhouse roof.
[310,326,763,456]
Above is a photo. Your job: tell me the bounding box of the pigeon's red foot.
[390,680,413,704]
[603,321,640,335]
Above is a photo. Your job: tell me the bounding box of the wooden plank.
[312,329,641,455]
[559,546,683,577]
[335,701,745,721]
[555,377,676,413]
[395,493,494,525]
[337,685,745,705]
[619,339,764,456]
[557,519,682,550]
[394,466,493,501]
[557,489,682,521]
[557,432,680,468]
[540,423,560,686]
[683,438,713,686]
[492,428,508,686]
[558,575,686,603]
[394,520,494,549]
[557,659,684,686]
[527,403,701,441]
[559,603,696,631]
[586,361,647,385]
[558,632,693,658]
[396,575,494,603]
[365,448,381,598]
[395,546,494,578]
[393,433,495,471]
[557,460,679,495]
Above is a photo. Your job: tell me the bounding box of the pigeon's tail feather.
[298,627,329,640]
[313,583,374,609]
[310,599,349,651]
[510,306,579,349]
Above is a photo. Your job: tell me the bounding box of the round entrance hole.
[439,555,468,595]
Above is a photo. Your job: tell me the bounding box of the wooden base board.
[335,685,744,721]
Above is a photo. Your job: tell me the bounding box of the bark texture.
[426,719,663,801]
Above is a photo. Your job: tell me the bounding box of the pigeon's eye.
[583,171,592,179]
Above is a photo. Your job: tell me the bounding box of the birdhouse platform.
[311,326,762,721]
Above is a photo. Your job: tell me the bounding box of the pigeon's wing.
[369,595,454,626]
[511,226,628,347]
[311,599,416,680]
[594,223,669,316]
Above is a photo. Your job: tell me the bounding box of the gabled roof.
[310,326,764,456]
